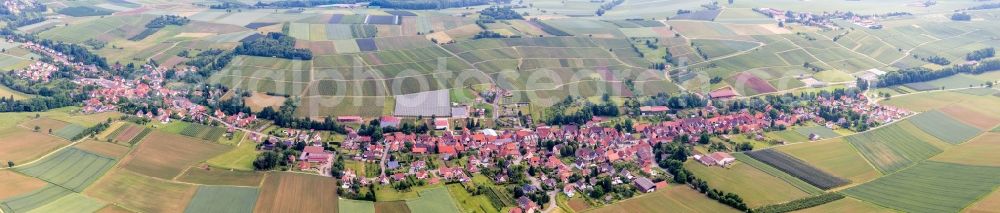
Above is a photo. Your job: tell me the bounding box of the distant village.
[752,8,914,30]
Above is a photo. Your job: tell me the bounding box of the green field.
[690,39,760,59]
[16,148,116,192]
[843,122,943,174]
[732,153,825,194]
[340,199,376,213]
[446,184,498,213]
[180,123,227,142]
[589,185,739,213]
[405,187,461,213]
[842,161,1000,213]
[0,185,73,213]
[684,160,811,207]
[52,124,86,140]
[795,197,892,213]
[906,110,982,144]
[207,138,260,171]
[776,138,880,183]
[25,193,106,213]
[185,186,259,213]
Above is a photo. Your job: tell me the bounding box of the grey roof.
[634,177,655,190]
[394,89,451,117]
[451,106,469,118]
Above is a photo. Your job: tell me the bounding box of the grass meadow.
[684,160,811,207]
[843,161,1000,213]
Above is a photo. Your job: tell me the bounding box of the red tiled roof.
[434,118,449,126]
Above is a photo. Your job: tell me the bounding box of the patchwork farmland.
[86,169,198,213]
[3,0,1000,213]
[16,148,116,192]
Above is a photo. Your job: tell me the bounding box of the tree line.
[876,59,1000,87]
[595,0,625,16]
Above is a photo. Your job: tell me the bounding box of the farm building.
[337,116,363,123]
[634,177,656,193]
[639,106,669,115]
[695,152,736,167]
[709,87,739,99]
[857,68,886,83]
[299,146,332,163]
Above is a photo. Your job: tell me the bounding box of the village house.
[434,118,450,130]
[380,116,401,128]
[516,196,538,212]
